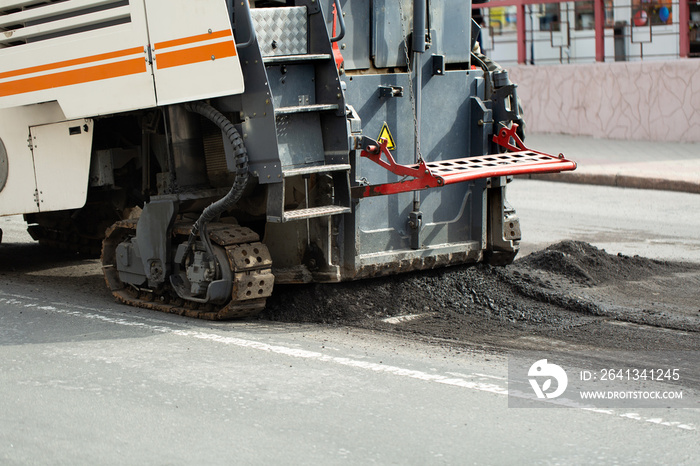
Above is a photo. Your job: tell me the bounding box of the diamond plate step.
[251,6,308,57]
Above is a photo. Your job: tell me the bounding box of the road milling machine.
[0,0,576,319]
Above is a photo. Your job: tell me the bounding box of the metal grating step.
[282,164,351,178]
[352,145,577,198]
[282,205,351,221]
[264,54,332,64]
[275,104,339,115]
[425,151,576,185]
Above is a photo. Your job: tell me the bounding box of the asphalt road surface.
[1,181,699,464]
[510,180,700,262]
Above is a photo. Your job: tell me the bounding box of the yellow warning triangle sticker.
[377,122,396,151]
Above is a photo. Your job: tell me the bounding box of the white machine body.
[0,0,244,215]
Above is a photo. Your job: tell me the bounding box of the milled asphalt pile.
[261,241,700,342]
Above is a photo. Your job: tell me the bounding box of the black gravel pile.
[261,241,700,340]
[517,241,690,286]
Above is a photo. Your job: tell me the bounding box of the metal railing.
[473,0,695,64]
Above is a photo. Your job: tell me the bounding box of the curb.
[522,173,700,195]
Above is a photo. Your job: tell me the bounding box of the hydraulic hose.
[181,101,249,263]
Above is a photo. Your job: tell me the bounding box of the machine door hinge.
[379,85,404,98]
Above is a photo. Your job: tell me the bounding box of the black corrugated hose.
[181,101,249,264]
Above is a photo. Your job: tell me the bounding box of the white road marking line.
[446,371,508,381]
[1,292,696,432]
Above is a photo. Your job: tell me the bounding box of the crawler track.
[101,219,274,320]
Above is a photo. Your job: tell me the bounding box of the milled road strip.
[0,292,696,432]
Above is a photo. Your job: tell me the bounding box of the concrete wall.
[508,60,700,143]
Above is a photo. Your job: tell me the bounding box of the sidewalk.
[522,133,700,194]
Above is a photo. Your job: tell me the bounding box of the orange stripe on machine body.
[0,30,237,98]
[155,29,232,51]
[0,46,144,81]
[156,40,237,70]
[0,58,147,98]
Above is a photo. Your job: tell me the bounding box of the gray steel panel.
[276,112,325,168]
[344,68,477,179]
[355,184,476,255]
[320,0,371,70]
[251,7,308,56]
[372,0,412,68]
[371,0,472,68]
[431,0,472,64]
[344,70,484,256]
[418,67,475,162]
[266,64,316,108]
[345,73,414,183]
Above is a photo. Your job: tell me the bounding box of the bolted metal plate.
[250,7,308,56]
[0,138,7,193]
[503,213,521,241]
[208,226,260,246]
[232,271,275,301]
[227,242,273,271]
